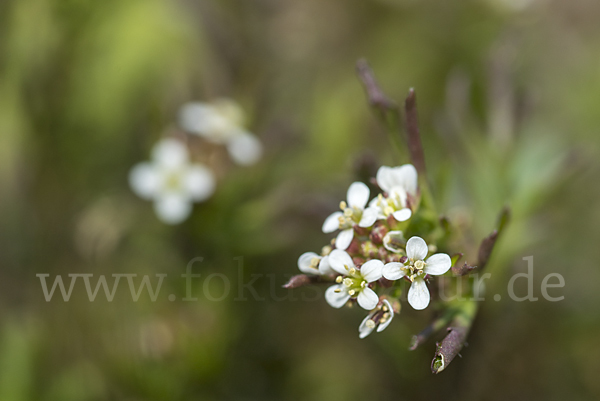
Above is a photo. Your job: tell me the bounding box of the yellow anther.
[348,268,357,275]
[310,257,320,267]
[382,305,388,312]
[384,206,394,216]
[339,201,347,210]
[360,281,366,288]
[348,289,356,296]
[383,312,390,319]
[335,276,343,283]
[344,208,353,217]
[366,320,376,329]
[334,288,341,293]
[380,318,387,324]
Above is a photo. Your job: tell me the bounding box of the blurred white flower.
[129,138,215,225]
[382,236,451,310]
[366,164,418,223]
[325,249,383,310]
[322,182,377,250]
[297,251,334,275]
[179,99,263,166]
[358,299,394,339]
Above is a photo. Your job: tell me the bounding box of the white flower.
[358,299,395,339]
[382,236,451,310]
[129,138,215,225]
[297,252,335,275]
[324,250,383,310]
[179,99,262,166]
[322,182,378,250]
[366,164,418,223]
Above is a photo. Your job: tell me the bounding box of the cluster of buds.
[291,164,453,339]
[129,99,262,224]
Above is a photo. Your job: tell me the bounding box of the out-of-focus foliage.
[0,0,599,400]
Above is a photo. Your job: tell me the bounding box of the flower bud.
[282,274,312,289]
[360,241,379,259]
[382,230,406,253]
[369,223,388,244]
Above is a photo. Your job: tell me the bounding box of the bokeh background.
[1,0,599,400]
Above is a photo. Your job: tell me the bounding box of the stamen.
[348,289,356,296]
[348,267,357,275]
[334,288,341,293]
[335,276,343,283]
[382,305,388,312]
[366,319,376,329]
[339,201,347,210]
[360,281,366,288]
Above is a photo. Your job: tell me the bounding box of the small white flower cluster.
[295,165,452,338]
[129,99,262,224]
[179,99,263,166]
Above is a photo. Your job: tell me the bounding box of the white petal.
[335,229,354,250]
[357,287,379,310]
[376,166,395,193]
[359,314,375,339]
[360,259,383,283]
[382,262,406,280]
[184,165,216,202]
[322,211,342,233]
[425,253,452,276]
[408,279,430,310]
[377,300,394,332]
[152,138,189,168]
[212,98,245,126]
[318,255,335,275]
[392,164,418,195]
[325,284,351,308]
[129,163,160,200]
[227,131,263,166]
[297,252,320,275]
[327,249,354,275]
[378,164,418,196]
[347,182,370,209]
[358,207,379,228]
[154,193,192,225]
[406,236,428,261]
[179,102,213,135]
[392,208,412,222]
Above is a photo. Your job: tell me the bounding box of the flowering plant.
[285,60,508,374]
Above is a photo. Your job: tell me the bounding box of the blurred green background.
[1,0,599,400]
